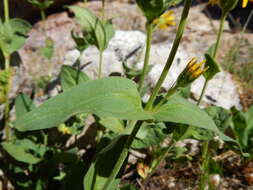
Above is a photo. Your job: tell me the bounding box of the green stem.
[153,85,178,111]
[144,141,175,182]
[41,9,46,21]
[145,0,192,111]
[4,0,9,22]
[138,23,153,91]
[101,0,105,21]
[102,120,140,190]
[5,55,10,69]
[198,13,227,189]
[197,11,227,105]
[98,51,103,79]
[102,1,192,189]
[197,79,208,106]
[199,141,210,190]
[4,55,11,140]
[4,98,10,140]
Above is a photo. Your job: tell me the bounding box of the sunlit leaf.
[15,77,150,131]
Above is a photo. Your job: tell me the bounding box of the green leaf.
[0,19,31,56]
[8,19,31,35]
[232,108,248,148]
[245,106,253,132]
[119,184,138,190]
[15,93,35,120]
[27,0,54,9]
[60,65,89,91]
[1,139,46,164]
[205,106,231,132]
[40,37,54,60]
[132,122,169,149]
[206,44,215,57]
[203,53,220,80]
[104,20,115,49]
[71,31,90,51]
[163,0,182,10]
[99,117,125,134]
[69,6,115,51]
[153,95,233,141]
[84,136,127,190]
[136,0,164,22]
[15,77,150,131]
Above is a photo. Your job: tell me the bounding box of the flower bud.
[220,0,239,12]
[176,58,208,88]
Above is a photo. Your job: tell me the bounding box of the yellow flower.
[209,0,253,7]
[176,58,209,87]
[58,124,72,135]
[153,11,176,30]
[242,0,253,7]
[187,58,208,80]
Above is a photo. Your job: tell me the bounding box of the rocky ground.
[5,1,253,189]
[17,1,253,109]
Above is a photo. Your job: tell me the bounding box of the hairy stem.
[138,23,153,91]
[102,1,192,189]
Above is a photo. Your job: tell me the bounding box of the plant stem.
[101,0,105,21]
[144,141,175,181]
[3,0,9,22]
[5,55,10,69]
[145,0,192,111]
[4,54,10,140]
[153,85,178,111]
[197,11,226,105]
[102,120,140,190]
[138,23,153,91]
[98,50,103,79]
[102,1,192,189]
[4,98,10,140]
[41,9,46,21]
[199,141,210,190]
[198,12,227,189]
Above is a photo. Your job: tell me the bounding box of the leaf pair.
[15,76,233,143]
[69,6,115,52]
[0,19,31,57]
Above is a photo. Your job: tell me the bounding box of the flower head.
[153,11,176,30]
[176,58,208,87]
[58,124,72,135]
[242,0,253,7]
[208,0,253,8]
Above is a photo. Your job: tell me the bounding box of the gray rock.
[65,30,241,109]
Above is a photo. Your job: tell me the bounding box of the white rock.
[64,49,80,66]
[63,30,241,109]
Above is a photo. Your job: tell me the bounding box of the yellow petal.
[242,0,248,7]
